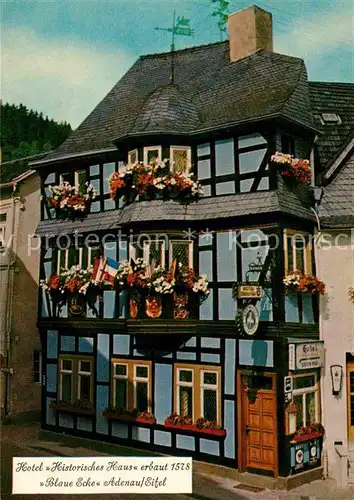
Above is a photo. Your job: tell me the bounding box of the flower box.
[271,152,312,185]
[292,431,323,443]
[102,411,156,426]
[44,181,96,219]
[164,422,226,437]
[49,402,95,417]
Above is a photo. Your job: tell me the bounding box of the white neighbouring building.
[314,123,354,486]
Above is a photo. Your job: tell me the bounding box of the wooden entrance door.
[347,362,354,440]
[238,372,278,475]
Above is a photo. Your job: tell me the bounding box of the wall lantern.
[330,365,343,396]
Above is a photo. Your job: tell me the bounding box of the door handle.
[245,424,250,435]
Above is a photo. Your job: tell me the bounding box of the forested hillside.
[1,103,72,162]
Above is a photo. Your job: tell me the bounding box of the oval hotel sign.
[289,341,324,371]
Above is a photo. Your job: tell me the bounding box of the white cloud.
[274,6,353,74]
[1,26,136,128]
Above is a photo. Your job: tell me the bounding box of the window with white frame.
[111,359,152,413]
[175,364,221,424]
[33,350,42,384]
[113,363,128,411]
[78,359,93,402]
[169,240,193,270]
[170,146,191,174]
[144,146,162,165]
[134,365,149,413]
[128,149,138,164]
[58,356,93,405]
[292,372,320,429]
[0,212,8,247]
[57,246,94,273]
[59,358,74,403]
[143,239,165,268]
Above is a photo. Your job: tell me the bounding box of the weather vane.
[155,11,194,82]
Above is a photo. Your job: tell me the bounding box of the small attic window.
[321,113,341,124]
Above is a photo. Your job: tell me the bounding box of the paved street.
[2,421,354,500]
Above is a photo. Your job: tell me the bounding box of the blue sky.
[2,0,353,128]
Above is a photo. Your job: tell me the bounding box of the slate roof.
[0,153,48,184]
[319,151,354,228]
[37,42,316,164]
[309,82,354,171]
[36,183,315,237]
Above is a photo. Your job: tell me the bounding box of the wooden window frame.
[0,210,9,247]
[170,146,191,174]
[143,146,162,165]
[58,355,94,405]
[169,240,193,269]
[174,364,221,424]
[283,229,312,274]
[111,359,152,412]
[291,372,320,428]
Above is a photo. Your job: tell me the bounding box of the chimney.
[227,5,273,63]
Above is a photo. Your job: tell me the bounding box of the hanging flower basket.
[283,270,326,295]
[271,152,312,185]
[43,181,96,218]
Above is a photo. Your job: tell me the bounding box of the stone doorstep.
[38,430,323,491]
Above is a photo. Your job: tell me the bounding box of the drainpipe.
[2,183,19,416]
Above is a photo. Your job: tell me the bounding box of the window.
[111,359,152,413]
[170,146,191,173]
[143,239,165,268]
[169,240,193,270]
[144,146,161,165]
[284,230,312,274]
[58,355,93,406]
[128,149,138,164]
[196,133,268,196]
[74,170,87,193]
[0,212,8,246]
[33,350,42,384]
[281,135,295,156]
[175,365,221,423]
[292,372,320,429]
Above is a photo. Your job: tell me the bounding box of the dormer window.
[170,146,191,174]
[143,146,162,165]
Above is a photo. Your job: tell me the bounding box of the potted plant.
[109,160,203,204]
[292,423,325,442]
[195,418,226,437]
[164,413,194,431]
[283,270,326,295]
[43,181,96,218]
[40,265,101,317]
[271,152,312,185]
